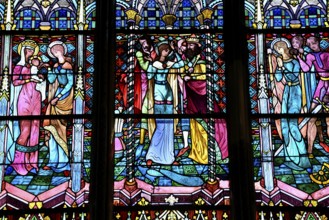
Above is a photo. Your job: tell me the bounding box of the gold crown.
[18,40,39,55]
[186,34,199,44]
[21,40,38,49]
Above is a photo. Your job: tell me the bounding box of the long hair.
[155,43,171,61]
[274,41,292,59]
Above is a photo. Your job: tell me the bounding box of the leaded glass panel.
[0,0,95,218]
[114,0,228,219]
[245,0,328,29]
[248,5,329,217]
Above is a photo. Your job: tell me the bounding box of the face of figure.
[180,44,186,54]
[185,43,200,60]
[307,38,320,52]
[31,58,40,66]
[276,46,284,55]
[292,38,302,49]
[51,44,65,58]
[274,41,289,57]
[187,43,196,50]
[160,46,171,57]
[177,40,187,55]
[25,48,34,60]
[156,44,171,62]
[139,39,151,54]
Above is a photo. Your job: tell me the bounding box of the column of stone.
[0,0,14,191]
[71,0,87,193]
[253,0,274,191]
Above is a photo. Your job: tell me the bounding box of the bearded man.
[176,35,228,164]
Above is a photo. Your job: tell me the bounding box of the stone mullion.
[0,0,14,191]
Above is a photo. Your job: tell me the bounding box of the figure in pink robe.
[6,40,43,175]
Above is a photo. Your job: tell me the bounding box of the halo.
[29,55,42,63]
[17,40,39,56]
[47,41,68,58]
[270,37,291,55]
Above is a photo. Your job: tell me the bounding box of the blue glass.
[182,0,192,7]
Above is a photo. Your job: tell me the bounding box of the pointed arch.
[297,5,326,28]
[14,0,46,23]
[244,1,255,27]
[264,6,293,28]
[86,2,96,30]
[48,8,76,30]
[170,0,183,14]
[14,7,43,30]
[209,0,222,8]
[117,0,131,9]
[46,0,77,20]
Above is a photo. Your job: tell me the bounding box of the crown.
[21,40,38,49]
[18,40,39,56]
[186,34,200,44]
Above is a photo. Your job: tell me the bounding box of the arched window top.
[212,3,224,28]
[140,0,166,29]
[265,7,292,29]
[86,9,96,30]
[298,6,326,28]
[14,8,42,30]
[247,0,329,29]
[115,0,223,30]
[86,2,96,30]
[49,8,76,30]
[244,1,254,27]
[0,0,94,31]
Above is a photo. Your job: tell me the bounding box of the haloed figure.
[6,40,43,175]
[272,38,311,172]
[43,41,74,176]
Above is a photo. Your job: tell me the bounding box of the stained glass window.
[247,0,329,218]
[114,0,229,219]
[7,0,329,218]
[245,0,328,29]
[0,0,95,219]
